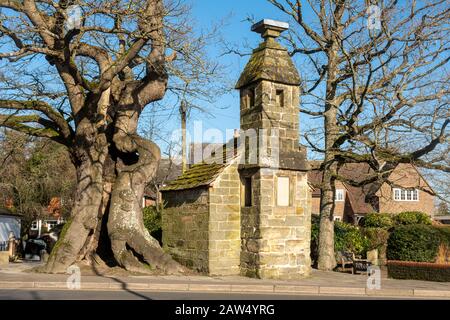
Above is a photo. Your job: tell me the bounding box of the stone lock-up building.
[161,19,312,279]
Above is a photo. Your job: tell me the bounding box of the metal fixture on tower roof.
[251,19,289,39]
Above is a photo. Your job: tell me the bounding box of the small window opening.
[244,177,252,207]
[276,89,284,107]
[248,88,255,107]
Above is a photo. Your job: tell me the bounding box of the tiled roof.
[344,184,374,214]
[307,162,379,214]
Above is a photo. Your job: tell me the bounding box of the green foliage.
[387,224,441,262]
[394,211,432,226]
[310,217,371,262]
[363,213,394,229]
[363,227,390,250]
[143,205,163,245]
[334,221,370,257]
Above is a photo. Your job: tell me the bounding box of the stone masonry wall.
[162,188,210,273]
[240,178,261,278]
[240,81,300,154]
[240,168,312,279]
[208,164,241,275]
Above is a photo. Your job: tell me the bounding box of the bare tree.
[0,0,218,274]
[268,0,449,270]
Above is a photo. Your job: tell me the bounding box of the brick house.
[308,162,436,224]
[160,20,312,280]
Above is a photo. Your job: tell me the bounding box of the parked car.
[24,239,46,261]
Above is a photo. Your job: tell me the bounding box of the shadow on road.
[91,262,152,300]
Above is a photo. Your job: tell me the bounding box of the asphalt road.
[0,289,419,300]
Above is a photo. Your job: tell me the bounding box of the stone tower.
[236,19,312,279]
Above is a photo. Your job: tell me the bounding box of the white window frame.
[393,188,419,201]
[335,189,345,202]
[334,216,342,222]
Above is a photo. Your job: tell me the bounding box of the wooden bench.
[336,251,372,274]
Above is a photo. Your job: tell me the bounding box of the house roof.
[154,158,183,183]
[144,158,183,198]
[308,161,435,214]
[344,184,374,214]
[308,162,381,214]
[189,143,224,165]
[434,215,450,221]
[0,207,22,218]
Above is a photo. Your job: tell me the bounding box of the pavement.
[0,262,449,299]
[0,289,426,300]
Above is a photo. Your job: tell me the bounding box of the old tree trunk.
[0,0,188,274]
[44,113,185,274]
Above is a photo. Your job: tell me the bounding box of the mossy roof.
[160,162,226,191]
[161,141,237,192]
[235,39,301,89]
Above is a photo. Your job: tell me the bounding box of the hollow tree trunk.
[44,117,186,274]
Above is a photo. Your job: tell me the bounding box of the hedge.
[143,205,162,245]
[363,227,389,251]
[363,213,394,229]
[310,216,369,263]
[334,221,369,256]
[387,224,442,262]
[387,261,450,282]
[394,211,432,226]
